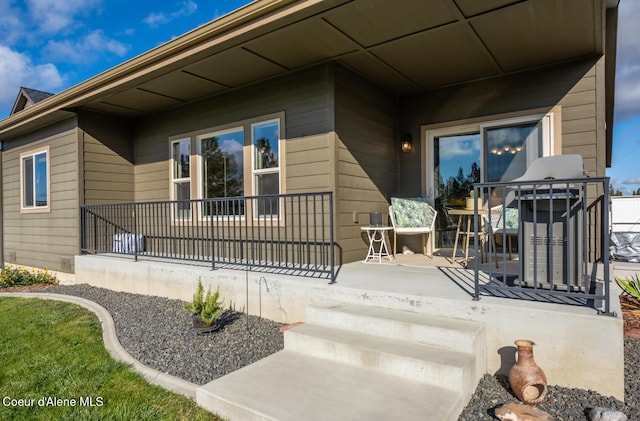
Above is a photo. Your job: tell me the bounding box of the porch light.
[400,134,412,153]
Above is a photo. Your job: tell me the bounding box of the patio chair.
[389,197,438,258]
[484,205,518,267]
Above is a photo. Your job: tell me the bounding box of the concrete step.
[305,302,486,389]
[285,323,474,391]
[197,350,464,421]
[305,302,485,352]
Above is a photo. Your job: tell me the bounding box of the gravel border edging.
[0,292,199,399]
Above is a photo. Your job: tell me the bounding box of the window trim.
[20,146,50,213]
[251,118,282,221]
[170,138,192,221]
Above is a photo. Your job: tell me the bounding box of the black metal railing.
[471,177,612,315]
[80,192,337,282]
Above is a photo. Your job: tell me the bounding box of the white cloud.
[143,12,170,28]
[26,0,101,34]
[439,136,479,160]
[615,0,640,122]
[44,30,129,63]
[0,2,23,44]
[143,1,198,28]
[0,45,63,114]
[623,177,640,185]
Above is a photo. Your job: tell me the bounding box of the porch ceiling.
[1,0,608,127]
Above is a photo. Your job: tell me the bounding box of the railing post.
[133,206,138,262]
[329,192,336,284]
[214,201,216,270]
[603,178,611,315]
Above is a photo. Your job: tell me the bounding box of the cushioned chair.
[484,205,519,266]
[389,197,438,258]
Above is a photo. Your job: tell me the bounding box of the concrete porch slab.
[75,253,624,400]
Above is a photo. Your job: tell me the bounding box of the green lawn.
[0,297,220,420]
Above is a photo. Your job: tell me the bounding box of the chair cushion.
[497,207,519,229]
[391,197,434,228]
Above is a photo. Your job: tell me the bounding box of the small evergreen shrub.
[184,279,224,326]
[0,265,58,288]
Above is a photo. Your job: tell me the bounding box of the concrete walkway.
[0,292,198,399]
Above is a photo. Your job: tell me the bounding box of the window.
[199,127,244,217]
[171,139,191,219]
[252,119,280,217]
[171,114,284,221]
[20,147,49,211]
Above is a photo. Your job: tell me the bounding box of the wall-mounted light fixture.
[400,134,412,153]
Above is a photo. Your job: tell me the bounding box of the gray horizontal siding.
[80,112,134,205]
[2,123,80,273]
[134,64,334,203]
[334,65,397,262]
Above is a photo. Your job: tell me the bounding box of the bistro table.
[361,226,393,263]
[449,208,487,267]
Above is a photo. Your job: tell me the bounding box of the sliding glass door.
[425,113,553,246]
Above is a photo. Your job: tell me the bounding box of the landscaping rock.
[589,407,628,421]
[494,403,552,421]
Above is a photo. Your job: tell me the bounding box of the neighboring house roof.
[0,0,619,162]
[10,87,54,115]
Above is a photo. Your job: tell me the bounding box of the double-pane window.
[252,120,280,217]
[21,149,48,210]
[171,139,191,219]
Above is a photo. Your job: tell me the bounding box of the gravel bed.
[38,284,284,385]
[33,284,639,419]
[460,337,640,420]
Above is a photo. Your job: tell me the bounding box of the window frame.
[170,138,192,221]
[197,126,246,221]
[251,118,282,221]
[20,146,50,213]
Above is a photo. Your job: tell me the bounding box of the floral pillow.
[391,197,434,228]
[497,207,519,230]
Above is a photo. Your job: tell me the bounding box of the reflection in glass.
[172,140,190,179]
[35,153,47,207]
[201,129,245,217]
[23,156,34,207]
[174,182,191,219]
[253,121,279,170]
[485,122,542,182]
[255,173,279,216]
[434,133,481,209]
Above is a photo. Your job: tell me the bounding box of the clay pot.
[508,339,548,404]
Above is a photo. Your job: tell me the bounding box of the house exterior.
[0,0,619,275]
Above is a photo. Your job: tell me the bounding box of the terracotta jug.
[508,339,548,404]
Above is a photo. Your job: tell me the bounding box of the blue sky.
[0,0,638,194]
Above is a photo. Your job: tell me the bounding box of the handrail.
[80,192,337,283]
[471,176,612,316]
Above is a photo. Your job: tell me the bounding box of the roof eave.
[0,0,303,137]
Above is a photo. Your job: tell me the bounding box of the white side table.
[361,226,393,263]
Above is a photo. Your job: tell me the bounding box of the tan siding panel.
[563,104,596,121]
[2,123,79,273]
[563,117,596,134]
[563,132,597,148]
[561,90,595,108]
